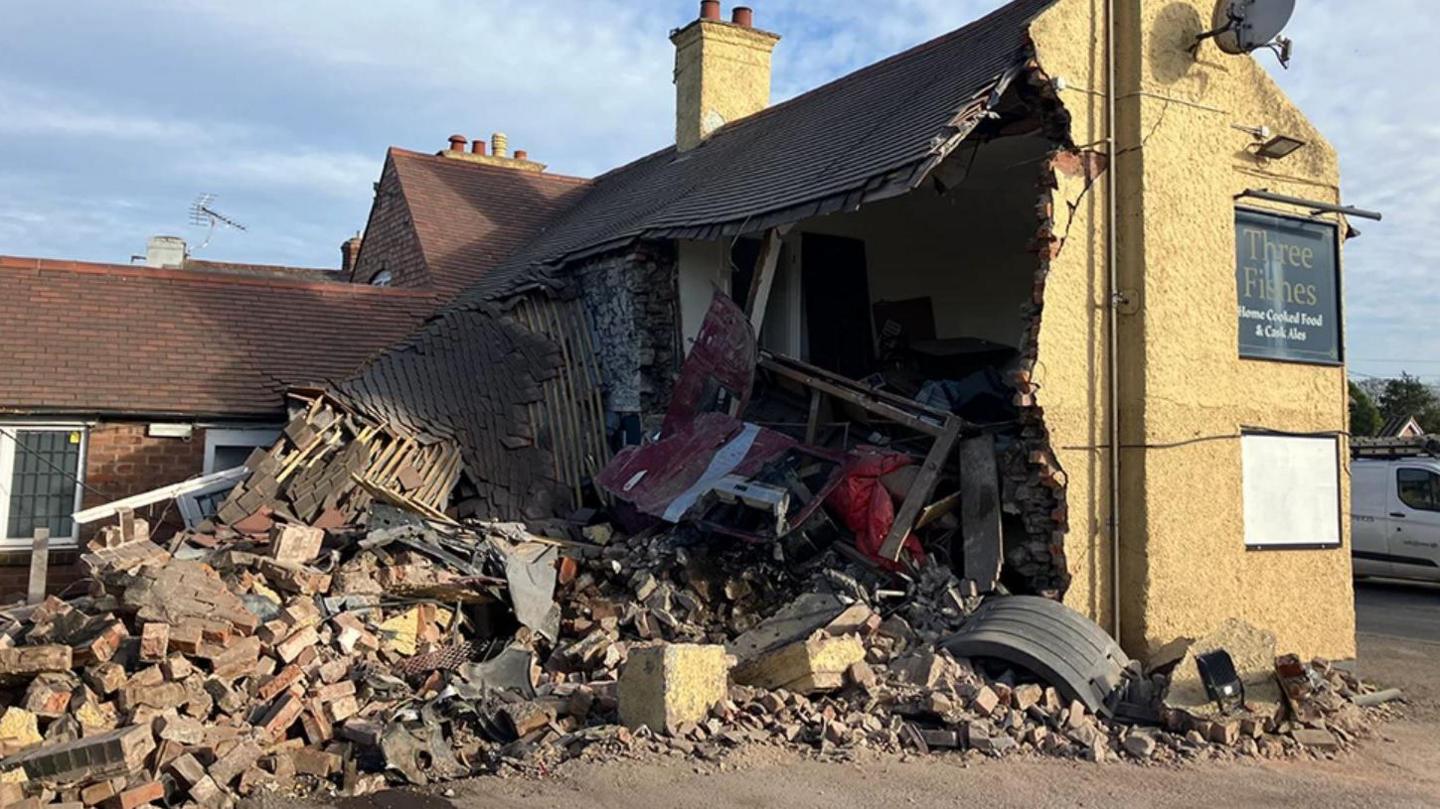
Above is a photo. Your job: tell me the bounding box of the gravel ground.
[290,632,1440,809]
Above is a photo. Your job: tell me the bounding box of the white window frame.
[0,423,88,550]
[203,426,282,474]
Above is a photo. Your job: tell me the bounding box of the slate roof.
[459,0,1056,303]
[381,149,592,296]
[332,304,573,521]
[0,256,439,419]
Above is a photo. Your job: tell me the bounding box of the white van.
[1352,457,1440,581]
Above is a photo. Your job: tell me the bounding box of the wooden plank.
[27,529,49,605]
[915,489,962,530]
[958,434,1003,592]
[878,417,961,561]
[762,352,955,421]
[759,356,947,437]
[804,388,823,444]
[744,227,787,335]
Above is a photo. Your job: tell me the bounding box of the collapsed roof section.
[458,0,1057,303]
[331,295,609,521]
[0,256,439,419]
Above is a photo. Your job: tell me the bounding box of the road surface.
[1354,578,1440,644]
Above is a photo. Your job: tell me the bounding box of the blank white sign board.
[1241,434,1340,549]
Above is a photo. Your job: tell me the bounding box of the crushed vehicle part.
[597,413,844,539]
[940,595,1131,717]
[665,292,756,432]
[503,542,561,641]
[458,645,537,699]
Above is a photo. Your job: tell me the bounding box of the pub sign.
[1235,209,1342,364]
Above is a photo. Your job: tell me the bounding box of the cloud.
[0,0,1433,382]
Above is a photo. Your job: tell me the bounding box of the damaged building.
[324,0,1357,659]
[0,0,1382,802]
[2,0,1357,657]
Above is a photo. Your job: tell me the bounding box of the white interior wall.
[676,240,729,354]
[673,133,1050,362]
[797,134,1049,350]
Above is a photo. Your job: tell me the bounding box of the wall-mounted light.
[1254,134,1307,160]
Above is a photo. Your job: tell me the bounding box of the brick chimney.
[671,3,779,152]
[340,235,363,275]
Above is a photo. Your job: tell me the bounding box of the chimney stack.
[340,235,363,275]
[447,134,467,152]
[144,236,186,269]
[491,132,509,159]
[671,3,780,152]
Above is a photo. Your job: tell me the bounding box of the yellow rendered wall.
[1030,0,1355,659]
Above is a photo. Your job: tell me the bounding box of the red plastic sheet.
[825,447,925,570]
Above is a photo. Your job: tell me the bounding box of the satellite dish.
[1196,0,1296,67]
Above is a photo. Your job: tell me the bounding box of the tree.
[1378,372,1440,434]
[1349,381,1380,437]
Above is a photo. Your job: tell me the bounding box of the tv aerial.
[187,193,248,250]
[1192,0,1296,68]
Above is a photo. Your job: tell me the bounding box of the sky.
[0,1,1435,380]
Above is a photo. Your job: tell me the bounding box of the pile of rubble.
[0,498,1401,808]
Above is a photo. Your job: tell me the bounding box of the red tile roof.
[381,149,591,296]
[182,258,343,283]
[0,255,440,419]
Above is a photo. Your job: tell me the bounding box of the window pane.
[1397,468,1440,512]
[6,430,82,539]
[212,445,254,471]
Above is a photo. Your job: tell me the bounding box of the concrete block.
[732,635,864,694]
[618,643,731,732]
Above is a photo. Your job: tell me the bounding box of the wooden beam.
[804,388,823,444]
[879,417,961,561]
[27,529,49,605]
[958,434,1002,592]
[743,227,787,335]
[758,356,947,438]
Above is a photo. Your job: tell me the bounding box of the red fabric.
[825,447,925,570]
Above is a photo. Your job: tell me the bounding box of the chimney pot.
[699,0,720,20]
[448,134,467,152]
[471,139,487,155]
[514,149,528,161]
[731,6,753,26]
[491,132,509,159]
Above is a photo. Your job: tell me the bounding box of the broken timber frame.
[756,351,966,562]
[743,226,791,336]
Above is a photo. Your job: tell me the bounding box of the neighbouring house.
[338,0,1360,659]
[1379,414,1425,439]
[0,243,442,599]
